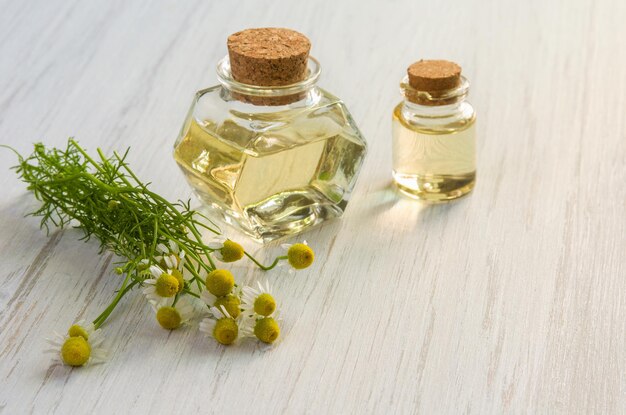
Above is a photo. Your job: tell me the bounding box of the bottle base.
[393,172,476,202]
[195,188,344,243]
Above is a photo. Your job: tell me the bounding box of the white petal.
[238,317,255,337]
[200,290,216,306]
[177,301,194,322]
[240,303,254,314]
[84,323,96,334]
[208,306,223,319]
[89,348,108,364]
[157,243,168,254]
[199,318,216,336]
[149,266,163,278]
[170,255,180,268]
[169,240,178,253]
[219,305,233,319]
[207,242,223,249]
[151,297,170,310]
[273,309,283,321]
[209,306,232,320]
[45,338,62,347]
[89,331,105,348]
[242,284,261,299]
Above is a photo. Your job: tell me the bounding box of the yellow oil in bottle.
[174,103,366,241]
[392,104,476,202]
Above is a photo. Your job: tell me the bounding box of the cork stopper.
[227,28,311,87]
[408,60,461,91]
[405,60,462,105]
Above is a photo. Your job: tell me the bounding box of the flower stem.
[92,273,138,329]
[183,289,200,298]
[244,252,287,271]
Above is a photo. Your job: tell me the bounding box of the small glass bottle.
[392,60,476,201]
[174,28,367,243]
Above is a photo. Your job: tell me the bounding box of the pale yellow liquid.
[392,104,476,202]
[174,111,365,241]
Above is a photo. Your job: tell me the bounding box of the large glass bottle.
[174,28,367,243]
[392,60,476,202]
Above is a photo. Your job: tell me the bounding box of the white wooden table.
[1,0,625,413]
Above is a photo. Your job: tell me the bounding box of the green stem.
[205,251,216,269]
[183,289,200,298]
[244,252,287,271]
[92,274,138,329]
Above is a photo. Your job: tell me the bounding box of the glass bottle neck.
[399,75,472,122]
[216,55,322,107]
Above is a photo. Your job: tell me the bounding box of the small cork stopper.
[407,60,462,91]
[227,28,311,87]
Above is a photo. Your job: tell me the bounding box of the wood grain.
[0,0,624,413]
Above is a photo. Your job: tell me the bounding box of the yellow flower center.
[155,273,179,297]
[156,306,182,330]
[287,243,314,269]
[214,295,241,318]
[254,293,276,317]
[213,318,238,345]
[61,336,91,366]
[171,268,185,293]
[254,317,280,344]
[206,269,234,297]
[67,325,89,340]
[220,240,244,263]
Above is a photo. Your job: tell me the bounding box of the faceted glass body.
[174,82,367,243]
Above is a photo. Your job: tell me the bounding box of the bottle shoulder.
[393,101,476,134]
[182,86,366,156]
[192,85,343,116]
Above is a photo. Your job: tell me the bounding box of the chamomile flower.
[241,281,277,318]
[280,240,314,271]
[200,288,242,318]
[239,281,282,345]
[156,240,186,270]
[44,320,107,367]
[205,269,235,297]
[240,310,283,345]
[150,297,194,330]
[253,317,281,344]
[208,236,245,263]
[143,265,181,303]
[199,306,240,345]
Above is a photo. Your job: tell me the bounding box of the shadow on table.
[355,179,472,230]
